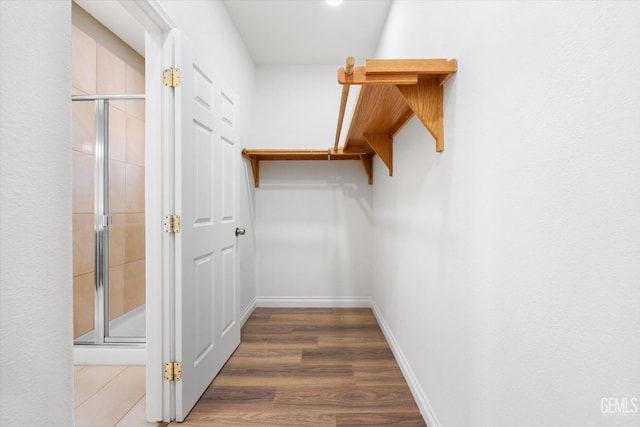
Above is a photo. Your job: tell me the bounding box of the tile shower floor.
[74,365,166,427]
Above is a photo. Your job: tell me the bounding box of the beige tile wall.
[72,24,145,339]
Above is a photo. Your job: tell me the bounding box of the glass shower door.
[72,95,145,345]
[105,96,146,343]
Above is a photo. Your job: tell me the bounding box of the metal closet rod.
[72,94,145,101]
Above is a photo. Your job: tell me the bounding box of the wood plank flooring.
[173,307,426,427]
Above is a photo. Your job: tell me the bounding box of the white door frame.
[84,2,239,421]
[115,1,174,421]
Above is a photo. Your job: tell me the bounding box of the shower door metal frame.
[72,94,145,345]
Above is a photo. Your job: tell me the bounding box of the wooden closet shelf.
[241,149,373,187]
[242,58,457,187]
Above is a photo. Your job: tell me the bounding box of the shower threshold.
[76,304,146,343]
[74,305,146,364]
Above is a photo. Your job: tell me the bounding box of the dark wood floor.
[174,307,426,426]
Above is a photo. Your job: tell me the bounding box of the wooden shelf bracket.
[396,77,444,152]
[247,155,260,188]
[360,154,373,185]
[241,57,457,187]
[340,58,456,156]
[364,134,393,176]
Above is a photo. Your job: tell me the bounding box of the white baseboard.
[255,296,372,308]
[240,298,257,326]
[370,301,440,427]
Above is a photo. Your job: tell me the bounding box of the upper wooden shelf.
[242,58,457,187]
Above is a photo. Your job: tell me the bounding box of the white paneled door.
[174,32,241,421]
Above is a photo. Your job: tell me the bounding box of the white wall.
[0,1,256,424]
[372,2,640,427]
[158,0,257,314]
[253,65,346,150]
[0,1,73,425]
[252,65,372,301]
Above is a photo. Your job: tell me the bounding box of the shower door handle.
[97,215,112,228]
[235,227,246,236]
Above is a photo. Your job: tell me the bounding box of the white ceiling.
[223,0,391,65]
[75,0,391,66]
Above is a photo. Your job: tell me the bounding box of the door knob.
[235,227,246,236]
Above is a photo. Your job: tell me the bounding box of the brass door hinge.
[163,215,181,233]
[164,362,182,381]
[163,67,181,87]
